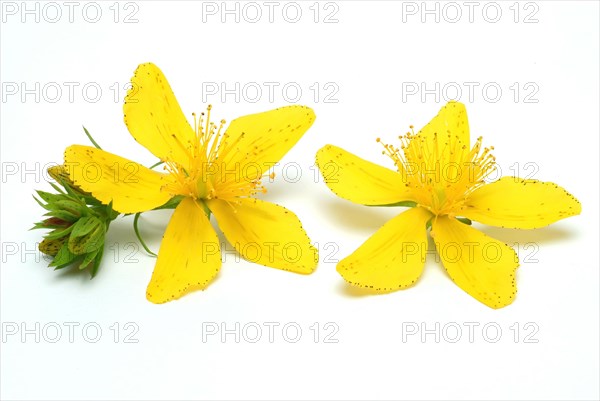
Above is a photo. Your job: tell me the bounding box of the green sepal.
[36,190,67,205]
[32,220,68,230]
[34,195,69,212]
[83,126,103,150]
[68,223,105,255]
[49,242,80,269]
[367,201,418,208]
[43,225,75,240]
[149,160,164,169]
[153,195,185,210]
[31,222,49,230]
[43,209,80,223]
[61,179,88,198]
[70,216,102,239]
[48,182,66,195]
[456,217,472,225]
[103,201,120,221]
[200,200,211,218]
[33,195,50,211]
[83,196,103,207]
[53,199,88,217]
[79,247,100,270]
[89,244,104,278]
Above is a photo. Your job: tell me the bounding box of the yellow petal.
[418,100,469,145]
[432,216,518,309]
[124,62,195,163]
[460,177,581,229]
[64,145,172,214]
[337,207,432,291]
[207,198,317,273]
[316,144,417,205]
[146,197,221,304]
[219,106,315,178]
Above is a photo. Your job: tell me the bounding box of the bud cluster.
[32,165,119,277]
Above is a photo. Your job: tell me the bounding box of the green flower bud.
[39,237,67,257]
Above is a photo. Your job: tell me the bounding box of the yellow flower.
[316,101,581,309]
[64,63,318,303]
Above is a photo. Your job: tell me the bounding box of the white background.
[1,1,599,400]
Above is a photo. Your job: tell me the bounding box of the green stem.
[133,213,157,257]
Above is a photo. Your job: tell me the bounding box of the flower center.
[160,105,271,205]
[378,127,496,216]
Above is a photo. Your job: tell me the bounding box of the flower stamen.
[378,128,497,216]
[161,105,272,203]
